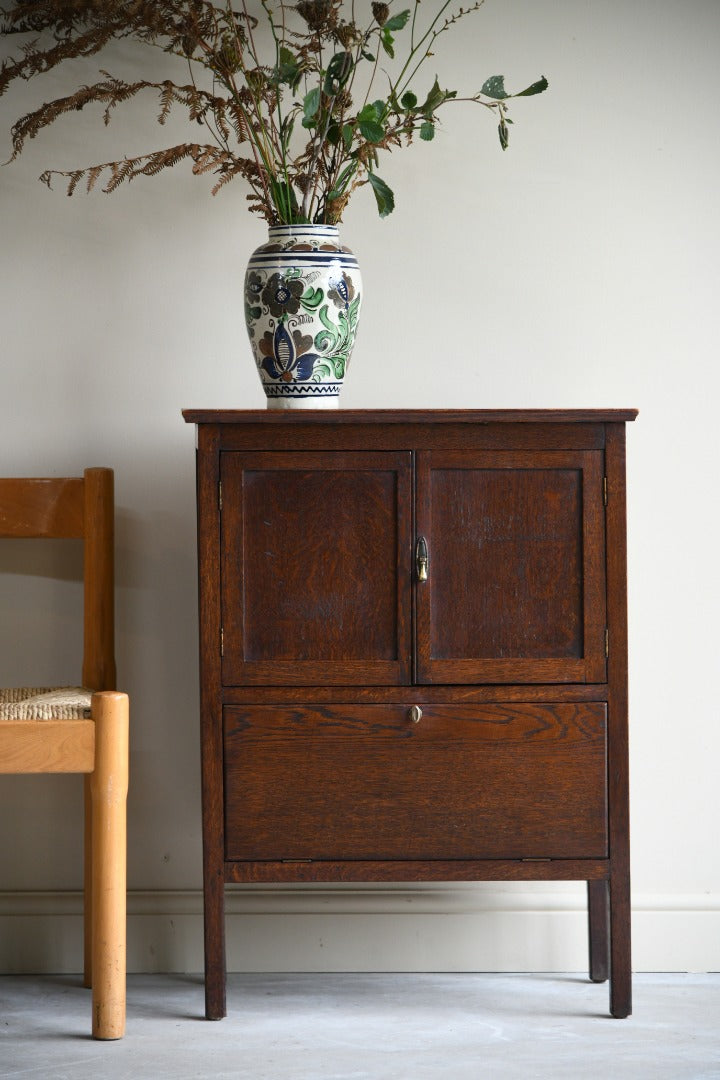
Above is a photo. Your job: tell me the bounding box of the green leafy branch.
[0,0,548,223]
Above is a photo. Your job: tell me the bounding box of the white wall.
[1,0,719,974]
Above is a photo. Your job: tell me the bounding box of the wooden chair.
[0,468,128,1040]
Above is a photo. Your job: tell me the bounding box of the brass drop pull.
[409,705,423,724]
[416,536,429,582]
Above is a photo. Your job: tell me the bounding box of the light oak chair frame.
[0,468,128,1040]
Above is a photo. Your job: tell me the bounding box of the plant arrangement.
[0,0,547,224]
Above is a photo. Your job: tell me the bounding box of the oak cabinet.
[184,409,636,1022]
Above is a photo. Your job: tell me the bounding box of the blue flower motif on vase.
[327,272,355,312]
[259,322,319,383]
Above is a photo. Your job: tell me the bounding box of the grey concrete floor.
[1,973,718,1080]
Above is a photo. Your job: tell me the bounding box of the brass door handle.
[409,705,423,724]
[416,536,429,582]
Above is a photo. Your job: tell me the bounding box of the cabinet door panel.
[416,451,606,684]
[221,452,412,685]
[223,703,608,861]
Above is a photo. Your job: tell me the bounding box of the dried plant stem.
[0,0,547,222]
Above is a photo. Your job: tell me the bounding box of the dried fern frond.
[39,142,225,194]
[0,23,115,97]
[0,0,547,222]
[9,76,146,157]
[8,71,246,172]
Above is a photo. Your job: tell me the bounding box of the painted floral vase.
[244,223,362,409]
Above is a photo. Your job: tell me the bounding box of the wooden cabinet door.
[223,703,608,861]
[415,451,607,684]
[220,451,412,685]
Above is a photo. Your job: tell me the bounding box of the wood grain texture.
[0,719,95,773]
[416,451,606,684]
[221,684,610,705]
[220,451,412,686]
[223,703,608,862]
[192,423,611,453]
[226,858,610,884]
[90,691,128,1040]
[82,468,116,693]
[195,438,228,1021]
[0,477,84,538]
[588,879,610,982]
[605,423,632,1018]
[184,409,638,425]
[427,465,584,659]
[80,468,116,996]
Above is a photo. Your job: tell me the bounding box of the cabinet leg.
[587,880,610,983]
[204,871,227,1020]
[609,872,632,1018]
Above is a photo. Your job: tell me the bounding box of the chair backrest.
[0,468,116,691]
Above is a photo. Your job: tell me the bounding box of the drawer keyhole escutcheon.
[409,705,423,724]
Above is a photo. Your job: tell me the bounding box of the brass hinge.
[605,628,609,658]
[220,627,224,657]
[218,479,223,511]
[603,476,608,506]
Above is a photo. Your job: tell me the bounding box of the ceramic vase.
[244,224,362,409]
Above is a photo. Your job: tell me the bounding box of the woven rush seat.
[0,687,92,721]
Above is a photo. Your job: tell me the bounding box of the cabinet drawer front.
[223,703,608,862]
[220,451,413,686]
[416,450,607,684]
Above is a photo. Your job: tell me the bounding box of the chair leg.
[83,774,93,989]
[90,691,129,1040]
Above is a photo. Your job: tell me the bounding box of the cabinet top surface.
[183,408,638,425]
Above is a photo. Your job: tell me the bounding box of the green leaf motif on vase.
[300,285,324,312]
[311,284,361,380]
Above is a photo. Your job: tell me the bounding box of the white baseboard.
[1,886,718,974]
